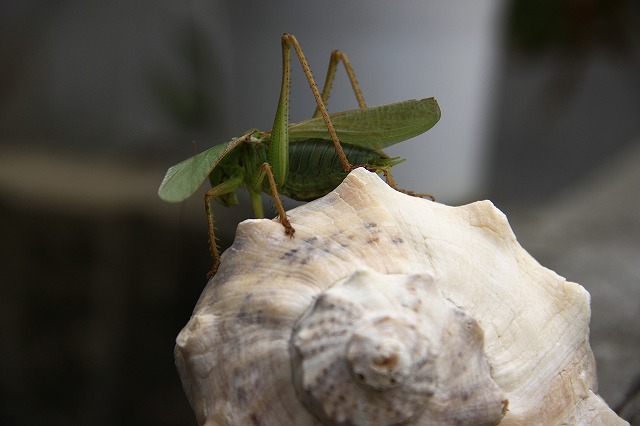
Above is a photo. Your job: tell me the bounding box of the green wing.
[288,97,440,150]
[158,138,244,203]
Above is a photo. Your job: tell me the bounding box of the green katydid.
[158,33,441,276]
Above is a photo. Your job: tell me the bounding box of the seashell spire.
[291,270,507,425]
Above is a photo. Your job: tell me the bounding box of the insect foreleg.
[313,49,367,118]
[255,163,294,237]
[204,175,244,277]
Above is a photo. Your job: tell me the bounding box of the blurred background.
[1,0,639,424]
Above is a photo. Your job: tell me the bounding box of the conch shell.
[175,168,627,425]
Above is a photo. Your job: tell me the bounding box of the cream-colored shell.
[175,168,627,425]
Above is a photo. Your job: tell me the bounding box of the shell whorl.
[290,269,506,425]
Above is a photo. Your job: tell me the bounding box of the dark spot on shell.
[366,237,380,244]
[250,413,261,425]
[323,387,332,398]
[304,236,318,244]
[280,248,299,260]
[392,237,404,244]
[321,245,335,254]
[335,328,349,337]
[308,342,328,357]
[255,309,265,323]
[316,294,336,310]
[280,244,317,265]
[236,309,247,320]
[364,222,378,229]
[236,387,247,405]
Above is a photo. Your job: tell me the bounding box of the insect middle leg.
[380,168,435,201]
[204,176,243,277]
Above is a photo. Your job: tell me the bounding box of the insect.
[158,33,441,277]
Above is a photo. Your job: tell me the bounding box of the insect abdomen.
[279,139,383,201]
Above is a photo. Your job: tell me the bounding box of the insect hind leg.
[313,49,367,118]
[367,166,435,201]
[282,33,352,174]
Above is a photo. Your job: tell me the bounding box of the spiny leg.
[311,50,434,198]
[282,33,352,173]
[313,49,367,118]
[282,34,432,200]
[312,47,438,198]
[257,162,294,236]
[282,35,430,200]
[204,176,243,277]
